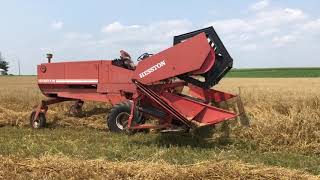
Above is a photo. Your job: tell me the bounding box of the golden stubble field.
[0,76,320,179]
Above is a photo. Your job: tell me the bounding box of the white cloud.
[241,43,258,51]
[258,28,279,36]
[64,32,93,40]
[272,35,297,47]
[303,19,320,32]
[206,7,306,39]
[205,6,309,51]
[250,0,270,11]
[50,19,193,62]
[254,8,306,27]
[201,2,320,69]
[40,47,54,53]
[101,22,140,33]
[51,21,64,30]
[205,19,255,34]
[99,20,193,53]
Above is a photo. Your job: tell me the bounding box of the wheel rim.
[115,112,130,130]
[33,120,40,129]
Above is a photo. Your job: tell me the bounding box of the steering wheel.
[137,53,153,62]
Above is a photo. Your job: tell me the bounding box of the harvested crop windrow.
[0,156,318,180]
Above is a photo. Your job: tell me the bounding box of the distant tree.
[0,52,9,75]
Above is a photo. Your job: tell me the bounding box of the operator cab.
[112,50,153,70]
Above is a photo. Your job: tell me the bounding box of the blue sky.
[0,0,319,74]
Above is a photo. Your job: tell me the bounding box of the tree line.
[0,52,9,75]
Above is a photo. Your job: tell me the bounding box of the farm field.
[0,76,320,179]
[227,67,320,78]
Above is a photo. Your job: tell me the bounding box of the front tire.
[30,111,46,129]
[107,102,143,133]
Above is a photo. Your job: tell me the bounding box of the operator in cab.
[120,50,135,70]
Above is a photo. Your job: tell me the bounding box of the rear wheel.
[30,111,46,129]
[107,102,144,133]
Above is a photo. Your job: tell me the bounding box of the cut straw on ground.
[0,156,319,180]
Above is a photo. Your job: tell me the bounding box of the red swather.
[31,27,239,133]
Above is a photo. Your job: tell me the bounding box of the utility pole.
[18,58,21,76]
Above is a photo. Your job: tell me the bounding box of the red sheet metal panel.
[108,65,134,83]
[38,60,102,85]
[37,63,65,80]
[188,84,236,103]
[133,33,213,84]
[97,63,135,93]
[192,49,215,75]
[161,92,205,120]
[98,61,110,84]
[193,106,236,125]
[56,92,125,105]
[161,92,236,125]
[64,61,100,80]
